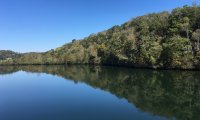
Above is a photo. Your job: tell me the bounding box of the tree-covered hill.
[0,50,20,60]
[0,5,200,70]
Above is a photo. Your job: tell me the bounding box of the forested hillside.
[0,50,20,60]
[0,5,200,70]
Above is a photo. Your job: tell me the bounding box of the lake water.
[0,65,200,120]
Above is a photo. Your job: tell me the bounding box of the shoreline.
[0,63,199,71]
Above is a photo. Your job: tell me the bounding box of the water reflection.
[0,65,200,120]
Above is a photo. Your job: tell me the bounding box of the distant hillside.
[0,5,200,70]
[0,50,20,60]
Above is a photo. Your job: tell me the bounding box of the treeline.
[0,5,200,69]
[0,50,20,60]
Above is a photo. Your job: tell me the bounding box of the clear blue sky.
[0,0,195,53]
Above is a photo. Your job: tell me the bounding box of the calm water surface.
[0,65,200,120]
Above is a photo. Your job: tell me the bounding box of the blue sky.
[0,0,195,53]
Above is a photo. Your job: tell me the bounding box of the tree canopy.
[0,5,200,70]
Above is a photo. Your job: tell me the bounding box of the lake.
[0,65,200,120]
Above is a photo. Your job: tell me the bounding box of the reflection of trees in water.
[0,66,19,75]
[0,65,200,120]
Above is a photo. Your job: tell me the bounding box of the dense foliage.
[0,5,200,69]
[0,50,20,60]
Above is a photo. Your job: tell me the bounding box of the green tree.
[180,17,190,39]
[161,36,193,69]
[192,29,200,52]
